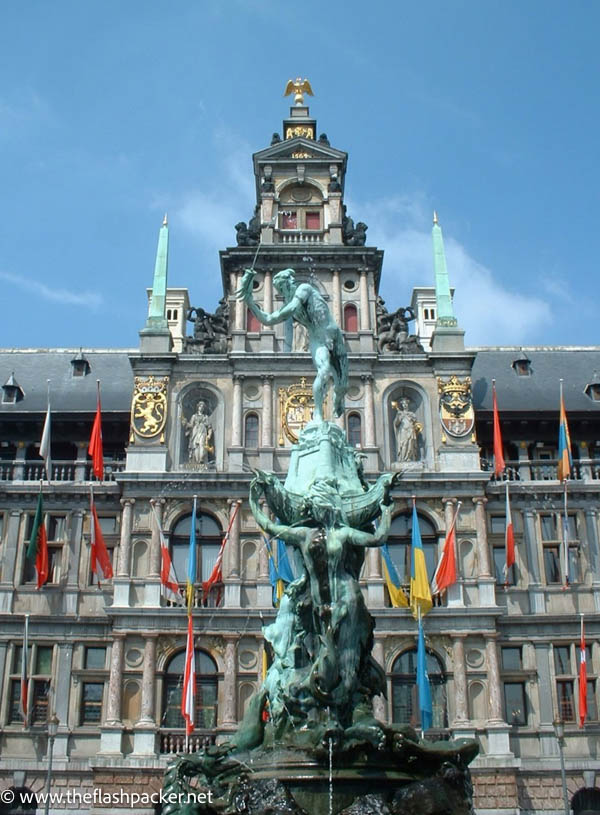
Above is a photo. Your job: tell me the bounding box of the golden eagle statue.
[284,77,314,106]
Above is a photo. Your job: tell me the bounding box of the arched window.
[384,512,438,600]
[347,413,362,448]
[391,649,447,729]
[245,413,259,448]
[170,512,222,587]
[162,649,218,730]
[246,308,261,333]
[344,303,358,333]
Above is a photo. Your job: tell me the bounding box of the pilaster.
[99,635,125,756]
[133,634,158,756]
[473,497,495,607]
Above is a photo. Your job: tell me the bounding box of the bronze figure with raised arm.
[236,267,348,421]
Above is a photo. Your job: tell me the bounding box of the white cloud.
[0,270,103,309]
[173,128,255,256]
[352,195,553,345]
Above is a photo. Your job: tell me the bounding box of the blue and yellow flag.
[558,386,572,482]
[277,539,295,584]
[409,501,432,619]
[381,543,409,608]
[186,496,197,612]
[264,537,285,606]
[417,617,433,731]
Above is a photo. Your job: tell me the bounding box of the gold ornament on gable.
[130,376,169,443]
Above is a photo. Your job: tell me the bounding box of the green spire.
[432,212,457,327]
[145,214,169,331]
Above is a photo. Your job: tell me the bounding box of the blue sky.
[1,1,598,349]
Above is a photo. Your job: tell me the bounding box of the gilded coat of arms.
[279,378,316,445]
[438,375,474,439]
[130,376,168,442]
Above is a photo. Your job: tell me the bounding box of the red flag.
[20,615,29,726]
[579,615,588,728]
[152,503,184,605]
[182,614,196,737]
[27,489,48,589]
[201,501,241,599]
[503,482,515,585]
[90,489,113,581]
[431,502,461,596]
[492,380,505,478]
[89,382,104,480]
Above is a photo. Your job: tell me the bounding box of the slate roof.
[471,347,600,413]
[0,349,134,414]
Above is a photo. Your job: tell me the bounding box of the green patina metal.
[432,214,458,328]
[144,216,169,331]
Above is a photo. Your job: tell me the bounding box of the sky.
[1,1,598,349]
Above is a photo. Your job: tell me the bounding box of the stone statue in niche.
[393,397,421,462]
[182,401,214,470]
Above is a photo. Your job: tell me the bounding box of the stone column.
[332,268,342,326]
[485,636,504,724]
[139,636,157,724]
[53,643,73,759]
[261,376,273,448]
[235,271,245,330]
[523,507,545,613]
[232,376,244,447]
[263,270,273,313]
[372,638,387,722]
[106,636,125,725]
[484,634,513,756]
[117,499,135,577]
[100,635,125,756]
[473,496,496,607]
[452,636,468,723]
[362,375,376,448]
[133,635,158,756]
[367,544,385,608]
[148,499,164,578]
[224,500,242,608]
[221,636,238,729]
[359,269,370,330]
[257,500,273,607]
[444,498,463,607]
[473,497,491,577]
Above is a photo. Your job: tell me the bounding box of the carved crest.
[279,378,316,445]
[437,375,474,438]
[130,376,168,442]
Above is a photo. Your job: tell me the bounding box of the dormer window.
[70,350,91,378]
[2,373,24,404]
[512,352,532,377]
[585,373,600,401]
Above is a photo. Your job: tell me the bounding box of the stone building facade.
[0,97,599,814]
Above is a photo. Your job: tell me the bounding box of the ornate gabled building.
[0,91,599,815]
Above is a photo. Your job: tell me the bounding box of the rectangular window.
[503,682,527,725]
[80,682,103,724]
[544,545,579,584]
[305,211,320,230]
[490,516,506,535]
[586,679,598,722]
[280,212,297,229]
[502,647,523,671]
[98,516,118,535]
[557,680,575,722]
[47,515,67,541]
[31,679,50,724]
[85,647,106,670]
[554,645,571,675]
[8,678,22,723]
[493,546,514,585]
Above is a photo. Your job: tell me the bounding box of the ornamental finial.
[163,213,168,226]
[433,211,439,225]
[284,77,314,106]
